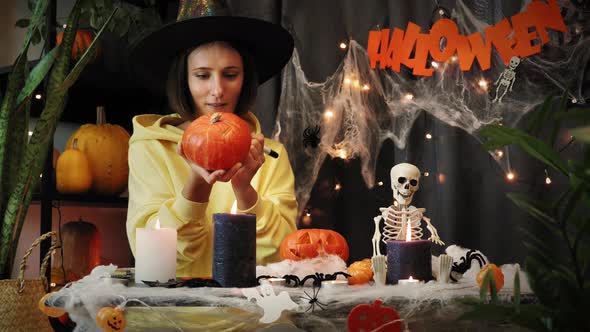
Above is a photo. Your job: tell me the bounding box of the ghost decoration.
[242,284,298,324]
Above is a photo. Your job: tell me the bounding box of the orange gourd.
[38,292,66,318]
[181,112,251,170]
[279,229,349,261]
[347,258,374,285]
[476,263,505,293]
[96,306,126,332]
[65,107,130,195]
[56,139,93,194]
[56,29,99,61]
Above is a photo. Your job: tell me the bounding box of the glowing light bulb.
[62,24,67,28]
[324,109,334,119]
[404,93,414,101]
[423,172,429,177]
[431,61,439,69]
[344,78,351,85]
[377,181,383,186]
[28,130,33,136]
[362,84,370,91]
[339,42,347,49]
[306,212,311,217]
[35,94,42,100]
[506,172,515,181]
[425,133,432,140]
[495,150,504,158]
[450,55,458,62]
[353,79,360,88]
[438,9,445,15]
[478,79,488,90]
[338,149,348,159]
[572,98,578,104]
[334,183,342,191]
[545,177,552,184]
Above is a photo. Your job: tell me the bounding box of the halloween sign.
[367,0,567,76]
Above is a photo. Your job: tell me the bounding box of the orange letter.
[467,18,515,70]
[428,19,459,62]
[367,29,391,69]
[456,34,476,71]
[413,33,433,76]
[526,0,567,45]
[511,11,541,57]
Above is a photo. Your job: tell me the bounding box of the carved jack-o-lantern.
[279,228,349,261]
[96,306,126,332]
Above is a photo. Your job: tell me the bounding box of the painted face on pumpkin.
[187,42,244,117]
[106,310,125,331]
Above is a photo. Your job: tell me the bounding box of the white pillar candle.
[321,280,349,290]
[135,219,177,283]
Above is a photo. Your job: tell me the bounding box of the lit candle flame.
[155,218,161,230]
[409,276,414,281]
[231,201,238,214]
[405,220,411,242]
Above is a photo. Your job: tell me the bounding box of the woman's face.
[187,42,244,116]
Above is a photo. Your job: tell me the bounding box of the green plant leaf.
[527,96,552,136]
[554,108,590,121]
[480,125,569,175]
[16,46,60,107]
[15,19,30,28]
[21,0,49,52]
[571,126,590,144]
[60,8,117,92]
[508,193,558,230]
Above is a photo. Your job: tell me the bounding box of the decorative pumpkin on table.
[279,228,349,261]
[56,138,93,194]
[347,299,401,332]
[347,258,374,285]
[181,112,251,170]
[65,106,130,195]
[476,263,505,293]
[56,29,100,61]
[96,306,126,332]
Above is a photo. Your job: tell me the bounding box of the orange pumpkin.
[56,139,93,194]
[476,263,505,293]
[56,29,99,61]
[347,258,373,285]
[38,292,66,318]
[181,112,251,170]
[347,299,401,332]
[279,229,349,261]
[96,306,126,332]
[65,107,130,195]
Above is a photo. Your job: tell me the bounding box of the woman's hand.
[231,133,265,190]
[177,143,241,185]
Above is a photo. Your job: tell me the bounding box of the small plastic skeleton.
[492,56,520,103]
[375,163,444,245]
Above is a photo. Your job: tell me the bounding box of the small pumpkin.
[347,258,374,285]
[476,263,505,293]
[65,107,130,195]
[56,29,100,61]
[347,299,401,332]
[56,139,93,194]
[38,292,66,318]
[181,112,251,170]
[96,306,126,332]
[279,228,349,261]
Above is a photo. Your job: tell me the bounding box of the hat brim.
[130,16,294,95]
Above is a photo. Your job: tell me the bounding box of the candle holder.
[386,240,432,284]
[212,212,257,288]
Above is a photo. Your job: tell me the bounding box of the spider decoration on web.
[450,249,487,282]
[302,125,321,148]
[301,285,326,313]
[300,272,351,288]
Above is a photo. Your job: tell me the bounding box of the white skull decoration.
[390,163,420,206]
[509,56,520,69]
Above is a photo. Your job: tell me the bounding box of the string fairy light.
[324,109,334,119]
[423,172,430,177]
[362,84,370,91]
[334,183,342,191]
[339,41,347,49]
[544,169,551,184]
[425,133,432,140]
[506,171,516,182]
[403,93,414,101]
[35,94,42,100]
[431,61,439,69]
[377,181,383,186]
[478,79,488,90]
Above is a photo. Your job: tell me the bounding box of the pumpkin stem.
[210,112,222,124]
[72,138,79,150]
[96,106,106,125]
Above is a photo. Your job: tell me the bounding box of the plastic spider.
[301,285,326,313]
[301,271,351,288]
[302,125,321,148]
[450,249,487,282]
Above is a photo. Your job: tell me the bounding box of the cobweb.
[273,0,590,214]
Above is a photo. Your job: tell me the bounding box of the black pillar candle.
[212,212,257,288]
[386,240,432,284]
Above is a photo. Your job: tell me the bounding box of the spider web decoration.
[273,0,590,214]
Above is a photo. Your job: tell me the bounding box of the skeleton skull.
[509,56,520,69]
[390,163,420,206]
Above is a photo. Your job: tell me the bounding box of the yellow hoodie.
[126,112,297,277]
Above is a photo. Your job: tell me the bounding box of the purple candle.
[386,239,432,284]
[212,208,257,288]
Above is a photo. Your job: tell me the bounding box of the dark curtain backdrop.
[153,0,581,266]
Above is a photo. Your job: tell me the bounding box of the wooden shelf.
[32,192,128,208]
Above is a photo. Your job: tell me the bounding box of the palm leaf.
[16,45,60,107]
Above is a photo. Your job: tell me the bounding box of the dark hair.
[166,41,258,121]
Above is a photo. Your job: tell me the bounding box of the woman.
[126,0,297,278]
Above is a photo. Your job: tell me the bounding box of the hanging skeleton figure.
[492,56,520,103]
[375,163,444,245]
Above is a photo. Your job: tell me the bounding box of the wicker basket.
[0,231,58,332]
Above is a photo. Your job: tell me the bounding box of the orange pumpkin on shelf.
[65,107,130,195]
[181,112,251,170]
[279,228,349,261]
[56,138,93,194]
[347,258,374,285]
[96,306,126,332]
[56,29,100,61]
[476,263,505,293]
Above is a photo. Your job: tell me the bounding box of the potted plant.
[0,0,115,278]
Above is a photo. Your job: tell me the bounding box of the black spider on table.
[302,125,321,148]
[301,285,326,313]
[450,249,487,282]
[300,271,351,288]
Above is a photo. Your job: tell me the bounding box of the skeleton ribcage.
[381,206,423,243]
